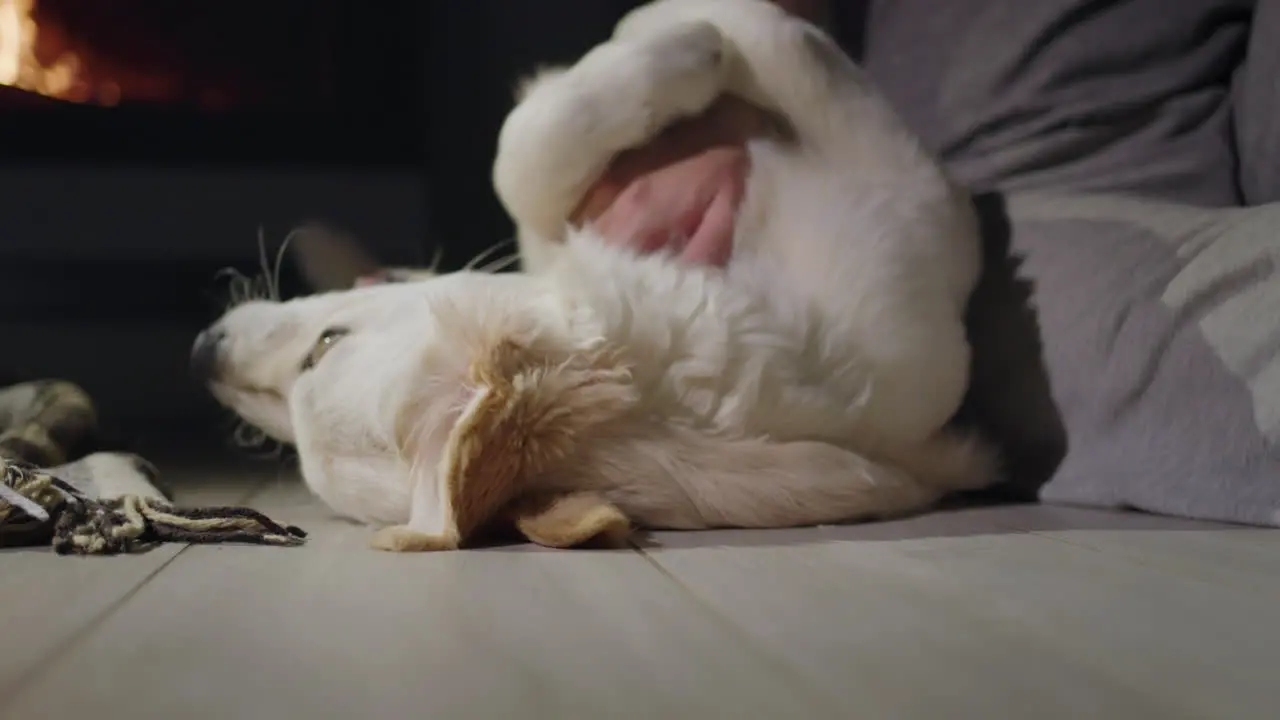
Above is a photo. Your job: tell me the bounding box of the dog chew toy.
[0,380,306,555]
[369,339,636,553]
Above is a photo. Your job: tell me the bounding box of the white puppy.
[194,0,996,551]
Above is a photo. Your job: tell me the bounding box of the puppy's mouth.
[208,380,283,406]
[207,381,296,444]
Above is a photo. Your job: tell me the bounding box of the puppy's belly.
[555,233,853,443]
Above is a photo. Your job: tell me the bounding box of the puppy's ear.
[287,222,388,292]
[433,338,638,546]
[510,491,631,549]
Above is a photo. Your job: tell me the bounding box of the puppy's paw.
[639,21,728,118]
[369,525,457,553]
[567,20,727,143]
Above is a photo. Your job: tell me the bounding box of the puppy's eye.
[301,327,349,371]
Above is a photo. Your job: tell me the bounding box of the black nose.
[190,328,226,383]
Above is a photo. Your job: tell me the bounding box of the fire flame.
[0,0,87,101]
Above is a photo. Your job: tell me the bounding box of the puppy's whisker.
[231,419,267,449]
[228,418,290,461]
[476,252,521,274]
[427,245,445,273]
[256,226,276,300]
[462,238,515,272]
[213,266,249,284]
[211,266,259,311]
[213,408,289,467]
[272,226,306,301]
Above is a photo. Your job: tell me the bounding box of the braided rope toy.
[0,460,306,555]
[0,380,307,555]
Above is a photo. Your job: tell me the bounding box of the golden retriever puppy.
[193,0,995,550]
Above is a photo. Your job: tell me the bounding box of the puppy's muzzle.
[190,328,226,383]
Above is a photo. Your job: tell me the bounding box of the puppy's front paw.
[369,525,457,553]
[641,21,728,117]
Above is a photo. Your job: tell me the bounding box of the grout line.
[0,467,279,710]
[1014,528,1278,599]
[0,546,190,707]
[624,540,846,717]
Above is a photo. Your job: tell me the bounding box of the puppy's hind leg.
[493,22,730,245]
[577,423,996,530]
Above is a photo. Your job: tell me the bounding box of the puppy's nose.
[190,328,226,383]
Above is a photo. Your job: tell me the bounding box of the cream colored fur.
[198,0,996,549]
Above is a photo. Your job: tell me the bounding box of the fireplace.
[0,0,426,166]
[0,0,432,433]
[0,0,332,109]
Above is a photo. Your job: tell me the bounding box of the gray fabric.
[860,0,1251,207]
[1234,0,1280,204]
[965,192,1280,527]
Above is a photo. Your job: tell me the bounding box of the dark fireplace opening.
[0,0,426,167]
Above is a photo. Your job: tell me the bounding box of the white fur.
[200,0,995,539]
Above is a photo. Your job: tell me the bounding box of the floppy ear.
[371,337,638,552]
[510,491,632,549]
[287,222,387,292]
